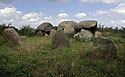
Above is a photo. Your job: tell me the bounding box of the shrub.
[97,23,125,34]
[19,25,35,36]
[0,24,7,36]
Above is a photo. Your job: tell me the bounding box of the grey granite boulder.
[93,37,117,58]
[3,28,21,44]
[75,20,97,33]
[58,21,77,34]
[51,29,70,49]
[74,29,93,41]
[37,22,53,34]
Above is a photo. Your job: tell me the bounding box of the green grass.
[0,33,124,77]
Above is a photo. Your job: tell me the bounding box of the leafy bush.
[0,24,9,36]
[19,25,35,36]
[97,23,125,34]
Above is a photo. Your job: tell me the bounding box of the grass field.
[0,33,125,77]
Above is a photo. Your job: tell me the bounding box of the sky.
[0,0,125,29]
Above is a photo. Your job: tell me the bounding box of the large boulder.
[93,37,117,58]
[74,29,93,41]
[51,29,70,49]
[50,29,56,37]
[64,26,76,34]
[75,20,97,33]
[3,28,21,44]
[37,22,53,34]
[58,21,77,34]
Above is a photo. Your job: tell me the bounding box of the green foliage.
[97,23,125,35]
[0,24,7,36]
[19,25,35,36]
[0,23,124,77]
[66,33,74,39]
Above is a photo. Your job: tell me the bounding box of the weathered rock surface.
[74,29,93,41]
[51,30,70,49]
[3,28,21,44]
[94,31,101,38]
[50,29,56,37]
[76,20,97,29]
[58,21,77,34]
[64,26,76,34]
[37,22,53,34]
[58,21,77,29]
[75,20,97,33]
[93,37,117,58]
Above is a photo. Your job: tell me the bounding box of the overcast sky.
[0,0,125,29]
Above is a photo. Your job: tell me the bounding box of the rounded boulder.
[58,21,77,34]
[75,20,97,33]
[3,28,21,44]
[37,22,53,33]
[51,30,70,49]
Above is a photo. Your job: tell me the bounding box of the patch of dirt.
[86,51,102,59]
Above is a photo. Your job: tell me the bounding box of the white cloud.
[111,20,125,24]
[92,3,125,17]
[121,20,125,23]
[23,12,42,20]
[44,16,53,20]
[110,3,125,15]
[21,12,43,28]
[58,13,68,18]
[96,10,109,15]
[89,3,125,28]
[44,0,69,3]
[75,12,86,18]
[0,7,44,29]
[59,10,64,12]
[110,20,125,27]
[59,18,71,22]
[44,16,71,26]
[103,0,115,4]
[0,7,71,28]
[52,18,71,26]
[0,7,22,19]
[80,0,125,4]
[91,10,109,16]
